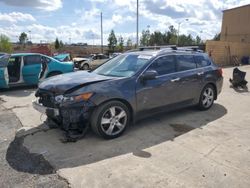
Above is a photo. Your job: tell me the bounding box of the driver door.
[136,55,178,114]
[0,55,10,88]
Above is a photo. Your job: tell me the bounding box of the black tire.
[198,84,215,110]
[81,63,89,70]
[90,101,131,139]
[47,71,62,78]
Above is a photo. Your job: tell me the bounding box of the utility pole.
[176,18,189,46]
[101,12,103,54]
[136,0,139,47]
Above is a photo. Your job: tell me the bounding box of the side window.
[176,55,196,72]
[24,55,41,66]
[148,55,176,75]
[194,55,211,68]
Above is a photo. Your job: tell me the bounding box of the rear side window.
[194,55,211,68]
[149,55,176,75]
[176,55,196,71]
[24,55,41,65]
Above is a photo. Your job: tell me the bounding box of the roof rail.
[125,45,203,53]
[138,45,177,51]
[176,46,203,52]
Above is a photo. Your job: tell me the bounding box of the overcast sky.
[0,0,249,44]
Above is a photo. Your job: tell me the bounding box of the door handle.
[171,78,180,82]
[197,72,204,76]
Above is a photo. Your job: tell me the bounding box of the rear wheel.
[198,84,215,110]
[91,101,130,139]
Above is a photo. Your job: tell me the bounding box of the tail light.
[218,68,223,77]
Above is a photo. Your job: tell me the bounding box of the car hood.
[39,71,113,94]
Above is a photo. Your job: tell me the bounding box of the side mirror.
[141,70,158,81]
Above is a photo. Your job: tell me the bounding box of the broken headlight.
[54,93,93,104]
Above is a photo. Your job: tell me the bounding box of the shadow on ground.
[0,85,36,97]
[6,103,227,175]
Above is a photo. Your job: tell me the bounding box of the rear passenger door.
[174,55,201,102]
[22,55,42,85]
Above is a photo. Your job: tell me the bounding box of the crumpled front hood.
[39,71,113,94]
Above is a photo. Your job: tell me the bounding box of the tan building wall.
[206,40,250,66]
[221,5,250,43]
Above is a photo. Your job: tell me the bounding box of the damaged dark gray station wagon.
[33,48,223,139]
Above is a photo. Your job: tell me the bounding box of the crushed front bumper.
[32,100,59,116]
[32,99,95,132]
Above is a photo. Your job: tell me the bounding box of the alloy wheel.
[202,87,214,108]
[100,106,127,136]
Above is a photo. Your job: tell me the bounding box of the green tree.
[59,40,64,49]
[108,30,117,52]
[0,34,12,53]
[196,36,202,45]
[168,25,178,45]
[126,38,133,49]
[149,31,165,46]
[55,38,60,50]
[117,36,124,52]
[213,33,220,41]
[140,29,150,46]
[19,32,28,45]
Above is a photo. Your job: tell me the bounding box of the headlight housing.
[54,92,93,104]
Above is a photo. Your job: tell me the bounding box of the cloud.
[0,12,36,22]
[1,0,249,44]
[0,0,62,11]
[143,0,191,19]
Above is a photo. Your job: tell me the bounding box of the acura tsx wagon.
[33,48,223,139]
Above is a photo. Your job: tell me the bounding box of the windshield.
[93,54,151,77]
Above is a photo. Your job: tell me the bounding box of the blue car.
[0,53,74,88]
[53,53,71,62]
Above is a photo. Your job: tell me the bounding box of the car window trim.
[155,66,207,78]
[137,54,212,81]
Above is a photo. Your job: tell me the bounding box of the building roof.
[223,4,250,12]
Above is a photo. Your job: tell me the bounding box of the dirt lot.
[0,66,250,188]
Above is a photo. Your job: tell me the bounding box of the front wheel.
[198,84,215,110]
[81,63,89,70]
[90,101,130,139]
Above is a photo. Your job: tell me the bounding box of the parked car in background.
[110,52,122,58]
[33,47,223,139]
[53,53,72,62]
[0,53,74,88]
[79,54,109,70]
[73,55,92,69]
